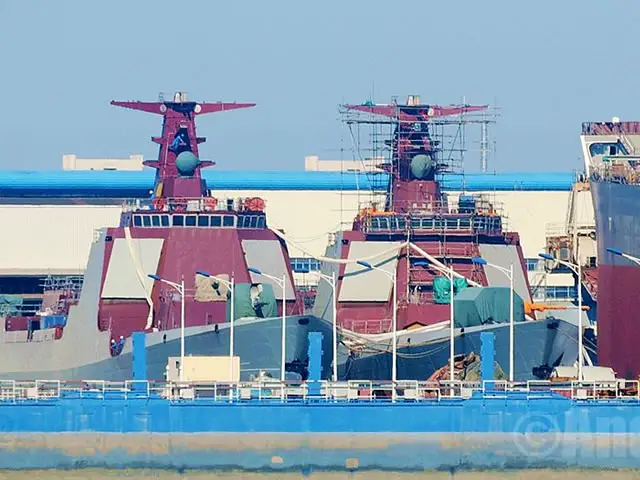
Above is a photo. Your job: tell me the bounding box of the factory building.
[0,155,589,314]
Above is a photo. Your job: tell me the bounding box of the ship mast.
[111,92,255,198]
[340,96,489,213]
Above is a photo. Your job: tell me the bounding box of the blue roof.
[0,170,576,197]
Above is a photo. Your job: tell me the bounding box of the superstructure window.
[173,215,184,226]
[142,216,151,227]
[211,215,222,227]
[185,215,197,227]
[152,216,161,227]
[161,215,170,227]
[445,219,458,230]
[197,215,209,227]
[257,216,266,228]
[133,216,142,227]
[223,216,235,227]
[250,216,258,228]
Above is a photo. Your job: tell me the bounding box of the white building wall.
[0,189,582,289]
[304,155,383,173]
[62,154,144,171]
[213,189,386,258]
[0,206,122,275]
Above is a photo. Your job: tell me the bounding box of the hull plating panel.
[591,180,640,377]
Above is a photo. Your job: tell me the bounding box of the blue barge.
[2,333,640,472]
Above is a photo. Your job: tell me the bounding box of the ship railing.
[359,197,505,218]
[591,161,640,185]
[1,379,640,403]
[122,196,267,214]
[570,379,639,401]
[0,380,61,402]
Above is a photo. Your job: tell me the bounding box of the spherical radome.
[175,151,200,176]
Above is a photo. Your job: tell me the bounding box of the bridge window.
[142,216,151,227]
[445,218,459,230]
[397,217,406,230]
[152,216,160,227]
[133,215,142,227]
[161,215,170,227]
[198,215,209,227]
[250,216,258,228]
[185,215,197,227]
[223,216,235,227]
[173,215,184,227]
[211,215,222,227]
[257,216,266,228]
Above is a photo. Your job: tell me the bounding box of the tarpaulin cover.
[453,286,525,328]
[433,276,469,304]
[228,283,278,321]
[0,295,23,316]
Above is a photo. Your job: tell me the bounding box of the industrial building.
[0,154,592,316]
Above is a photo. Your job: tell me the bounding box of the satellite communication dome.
[410,154,435,180]
[175,151,200,176]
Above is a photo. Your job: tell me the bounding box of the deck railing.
[0,379,637,404]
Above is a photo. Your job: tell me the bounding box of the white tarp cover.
[101,238,164,299]
[338,241,402,302]
[241,239,295,300]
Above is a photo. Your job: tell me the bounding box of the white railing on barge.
[0,379,638,404]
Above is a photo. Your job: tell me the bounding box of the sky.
[1,0,639,173]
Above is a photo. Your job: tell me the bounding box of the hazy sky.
[1,0,639,173]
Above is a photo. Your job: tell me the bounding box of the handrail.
[0,379,637,404]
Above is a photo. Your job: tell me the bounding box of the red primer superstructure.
[90,93,302,347]
[332,97,530,334]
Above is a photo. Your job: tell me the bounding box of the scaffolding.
[339,95,498,212]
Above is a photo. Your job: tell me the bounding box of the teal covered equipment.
[453,286,524,328]
[433,276,468,304]
[227,283,278,321]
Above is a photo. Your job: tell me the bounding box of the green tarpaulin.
[227,283,278,322]
[0,295,23,316]
[453,286,525,328]
[433,276,469,304]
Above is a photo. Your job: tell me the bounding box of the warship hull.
[591,179,640,378]
[333,317,578,381]
[0,234,321,381]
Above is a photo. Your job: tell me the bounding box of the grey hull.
[0,315,327,381]
[325,317,578,381]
